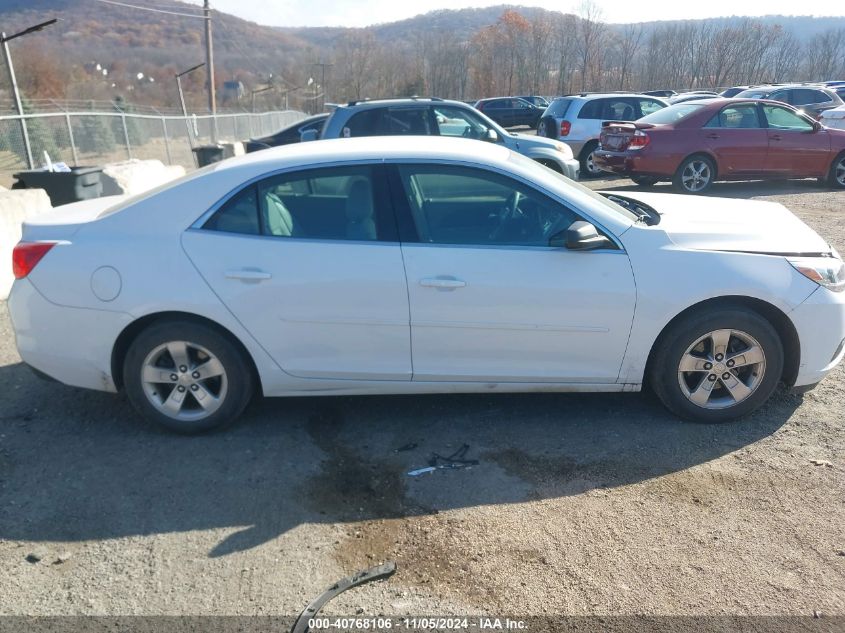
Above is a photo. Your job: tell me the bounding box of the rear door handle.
[225,269,272,281]
[420,277,466,289]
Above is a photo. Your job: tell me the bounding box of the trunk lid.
[599,121,655,151]
[20,195,127,241]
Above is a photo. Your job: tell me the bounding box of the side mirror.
[300,129,319,142]
[550,221,612,250]
[812,120,822,132]
[484,128,499,142]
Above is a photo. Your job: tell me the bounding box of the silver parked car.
[538,93,668,177]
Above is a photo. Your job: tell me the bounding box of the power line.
[91,0,206,19]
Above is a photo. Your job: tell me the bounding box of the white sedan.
[8,137,845,433]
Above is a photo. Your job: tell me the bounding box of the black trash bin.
[192,144,234,167]
[12,167,104,207]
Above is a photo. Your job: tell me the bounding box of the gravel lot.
[0,177,843,618]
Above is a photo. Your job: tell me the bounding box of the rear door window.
[387,107,434,135]
[577,99,603,119]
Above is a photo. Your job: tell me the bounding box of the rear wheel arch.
[644,296,800,391]
[111,311,262,394]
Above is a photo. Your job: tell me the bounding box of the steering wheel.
[489,191,522,242]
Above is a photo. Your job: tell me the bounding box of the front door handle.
[420,277,466,289]
[770,134,782,141]
[225,269,272,281]
[705,133,719,139]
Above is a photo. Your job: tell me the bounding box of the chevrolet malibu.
[9,137,845,433]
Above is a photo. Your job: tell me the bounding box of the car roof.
[210,136,513,174]
[336,97,460,110]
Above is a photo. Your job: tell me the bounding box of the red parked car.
[594,98,845,193]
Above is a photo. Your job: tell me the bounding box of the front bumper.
[8,278,133,393]
[790,285,845,387]
[560,157,580,181]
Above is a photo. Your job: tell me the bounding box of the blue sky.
[180,0,845,28]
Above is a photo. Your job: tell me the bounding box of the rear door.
[389,162,636,383]
[701,103,769,175]
[761,104,831,176]
[182,163,412,380]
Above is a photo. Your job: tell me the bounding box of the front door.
[182,163,412,381]
[762,104,831,177]
[389,163,636,383]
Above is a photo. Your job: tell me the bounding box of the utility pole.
[312,62,332,112]
[203,0,217,140]
[1,19,58,169]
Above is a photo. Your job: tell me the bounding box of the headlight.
[789,257,845,292]
[555,142,573,159]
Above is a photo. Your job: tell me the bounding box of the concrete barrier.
[100,159,186,197]
[0,189,53,300]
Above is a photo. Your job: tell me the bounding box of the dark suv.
[733,85,844,119]
[474,97,544,128]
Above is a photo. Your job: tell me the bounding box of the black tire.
[579,141,603,178]
[649,307,783,423]
[123,320,254,434]
[632,175,658,187]
[672,154,715,194]
[827,152,845,189]
[537,117,554,138]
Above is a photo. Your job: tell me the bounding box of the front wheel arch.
[643,296,800,391]
[111,311,262,395]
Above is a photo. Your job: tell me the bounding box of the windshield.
[638,103,707,125]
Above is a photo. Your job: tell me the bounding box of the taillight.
[560,120,571,136]
[628,130,650,150]
[12,242,56,279]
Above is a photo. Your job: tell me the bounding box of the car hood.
[509,132,574,158]
[610,191,833,255]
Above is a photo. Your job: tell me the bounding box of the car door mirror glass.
[485,128,499,142]
[300,129,318,142]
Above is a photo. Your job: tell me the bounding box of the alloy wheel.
[141,340,228,421]
[681,159,712,192]
[677,329,766,410]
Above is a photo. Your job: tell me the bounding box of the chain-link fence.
[0,110,305,188]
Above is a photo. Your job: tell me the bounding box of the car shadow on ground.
[591,177,831,199]
[0,361,802,558]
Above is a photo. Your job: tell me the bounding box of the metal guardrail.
[0,110,305,187]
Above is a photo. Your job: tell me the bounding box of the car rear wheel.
[123,320,254,434]
[579,142,603,178]
[673,155,715,194]
[828,152,845,189]
[632,176,658,187]
[649,308,783,423]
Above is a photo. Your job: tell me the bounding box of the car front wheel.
[828,152,845,189]
[649,308,783,423]
[123,320,254,433]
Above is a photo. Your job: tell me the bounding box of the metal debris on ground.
[290,561,397,633]
[407,444,479,476]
